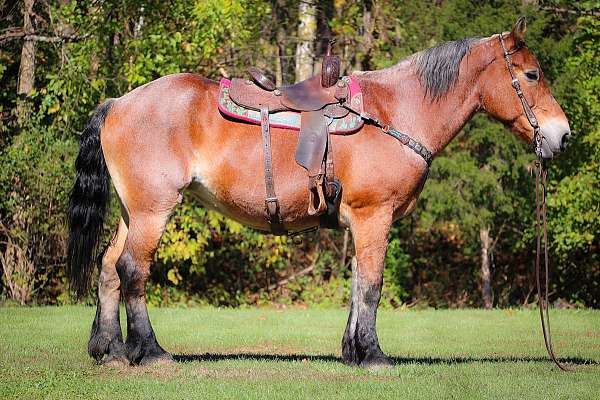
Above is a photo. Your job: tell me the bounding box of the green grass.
[0,306,599,399]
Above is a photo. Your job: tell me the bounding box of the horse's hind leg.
[88,217,128,366]
[117,211,174,365]
[342,206,394,368]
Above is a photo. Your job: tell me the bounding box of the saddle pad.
[217,76,364,135]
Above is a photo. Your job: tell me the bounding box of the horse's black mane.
[414,37,480,101]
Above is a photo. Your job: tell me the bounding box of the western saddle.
[227,41,350,235]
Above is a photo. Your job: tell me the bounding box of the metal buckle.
[265,197,279,207]
[534,128,543,158]
[265,197,280,220]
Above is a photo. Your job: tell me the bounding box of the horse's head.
[480,17,570,159]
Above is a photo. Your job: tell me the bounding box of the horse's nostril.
[560,132,570,150]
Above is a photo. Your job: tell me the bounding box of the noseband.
[499,33,568,371]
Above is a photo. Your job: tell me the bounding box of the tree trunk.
[275,26,285,87]
[340,229,349,270]
[127,7,145,91]
[480,226,493,309]
[295,0,317,82]
[272,0,286,86]
[359,0,374,71]
[17,0,36,98]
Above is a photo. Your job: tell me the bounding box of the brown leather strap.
[325,133,335,197]
[260,106,285,235]
[535,162,569,371]
[347,108,433,166]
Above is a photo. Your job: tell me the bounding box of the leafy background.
[0,0,598,308]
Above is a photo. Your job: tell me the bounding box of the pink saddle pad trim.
[217,77,364,135]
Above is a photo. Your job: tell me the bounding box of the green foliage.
[0,0,598,308]
[155,201,295,306]
[548,16,600,254]
[0,114,77,299]
[384,235,411,305]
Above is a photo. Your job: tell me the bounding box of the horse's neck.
[358,48,488,156]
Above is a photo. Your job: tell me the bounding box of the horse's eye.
[524,69,539,81]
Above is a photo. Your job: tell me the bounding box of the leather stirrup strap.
[260,106,285,235]
[325,133,335,197]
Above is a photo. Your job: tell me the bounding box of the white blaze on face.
[539,117,571,159]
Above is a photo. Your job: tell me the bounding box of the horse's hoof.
[89,332,125,362]
[88,334,111,361]
[360,355,394,369]
[139,352,175,366]
[99,355,130,367]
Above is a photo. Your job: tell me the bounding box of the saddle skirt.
[217,76,364,134]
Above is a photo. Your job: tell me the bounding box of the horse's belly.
[186,180,273,231]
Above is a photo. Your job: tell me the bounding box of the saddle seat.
[229,74,349,114]
[246,68,347,112]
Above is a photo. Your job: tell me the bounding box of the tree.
[295,0,317,81]
[16,0,35,100]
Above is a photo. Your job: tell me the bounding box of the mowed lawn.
[0,306,599,399]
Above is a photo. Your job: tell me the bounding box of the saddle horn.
[321,39,340,88]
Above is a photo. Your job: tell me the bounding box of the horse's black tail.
[67,99,114,298]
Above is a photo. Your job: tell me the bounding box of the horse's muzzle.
[540,118,571,159]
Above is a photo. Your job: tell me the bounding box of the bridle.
[499,33,569,371]
[499,33,543,158]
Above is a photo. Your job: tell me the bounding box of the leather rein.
[499,33,568,371]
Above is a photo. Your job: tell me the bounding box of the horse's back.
[110,73,217,121]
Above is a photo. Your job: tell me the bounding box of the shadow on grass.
[174,353,598,366]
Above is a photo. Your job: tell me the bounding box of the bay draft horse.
[68,18,570,367]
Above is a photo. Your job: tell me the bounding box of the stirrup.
[307,175,327,216]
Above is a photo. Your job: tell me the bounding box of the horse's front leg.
[342,205,394,368]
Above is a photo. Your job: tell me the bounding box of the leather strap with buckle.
[260,106,286,235]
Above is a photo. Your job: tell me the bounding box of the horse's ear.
[511,16,527,45]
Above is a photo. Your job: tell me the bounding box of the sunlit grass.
[0,306,598,399]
